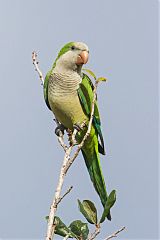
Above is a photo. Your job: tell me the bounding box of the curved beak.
[76,50,89,65]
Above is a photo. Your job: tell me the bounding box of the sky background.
[0,0,159,239]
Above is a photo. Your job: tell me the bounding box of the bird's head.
[53,42,89,73]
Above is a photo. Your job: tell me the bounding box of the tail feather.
[81,148,107,205]
[81,140,111,220]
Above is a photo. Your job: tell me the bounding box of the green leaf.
[78,199,97,224]
[100,190,116,223]
[45,216,78,238]
[69,220,89,240]
[54,216,70,237]
[83,68,97,80]
[97,77,107,82]
[54,216,73,238]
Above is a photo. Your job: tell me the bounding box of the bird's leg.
[73,123,83,132]
[67,129,73,146]
[54,119,66,137]
[71,121,87,146]
[73,121,87,131]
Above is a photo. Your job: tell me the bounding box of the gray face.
[55,42,89,72]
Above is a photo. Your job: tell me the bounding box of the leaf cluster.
[46,190,116,239]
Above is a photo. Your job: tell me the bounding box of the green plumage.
[44,70,52,110]
[43,42,74,110]
[78,73,105,155]
[77,74,111,220]
[44,42,111,220]
[52,42,74,69]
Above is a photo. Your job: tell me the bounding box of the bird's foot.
[54,120,66,137]
[71,122,87,146]
[73,121,86,132]
[67,129,75,146]
[55,126,64,137]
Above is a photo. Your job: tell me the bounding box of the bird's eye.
[71,46,75,50]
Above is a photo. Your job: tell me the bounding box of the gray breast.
[47,71,85,129]
[48,71,82,98]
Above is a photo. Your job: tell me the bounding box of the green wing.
[78,73,106,155]
[43,70,52,110]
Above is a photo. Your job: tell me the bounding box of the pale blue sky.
[0,0,158,239]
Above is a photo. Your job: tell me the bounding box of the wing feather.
[78,73,106,155]
[43,70,52,110]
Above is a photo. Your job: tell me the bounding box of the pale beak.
[76,51,89,65]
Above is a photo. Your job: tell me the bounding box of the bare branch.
[88,226,125,240]
[58,132,68,152]
[32,51,44,85]
[57,186,73,205]
[45,145,73,240]
[104,226,126,240]
[53,118,68,151]
[88,225,100,240]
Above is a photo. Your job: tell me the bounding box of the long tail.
[81,135,111,220]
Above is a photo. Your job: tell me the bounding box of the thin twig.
[104,226,126,240]
[32,51,44,85]
[57,186,73,205]
[58,132,68,152]
[54,119,68,151]
[88,224,100,240]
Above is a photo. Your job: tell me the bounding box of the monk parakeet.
[44,42,111,220]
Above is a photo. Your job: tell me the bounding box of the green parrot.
[44,42,111,220]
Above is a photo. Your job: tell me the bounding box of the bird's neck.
[76,65,83,76]
[52,63,82,77]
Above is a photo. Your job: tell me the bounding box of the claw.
[73,124,81,131]
[55,127,63,136]
[71,123,85,146]
[54,124,65,137]
[73,122,86,132]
